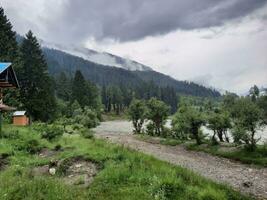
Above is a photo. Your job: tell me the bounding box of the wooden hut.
[0,62,19,90]
[13,111,29,126]
[0,62,20,131]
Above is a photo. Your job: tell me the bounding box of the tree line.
[1,7,102,124]
[1,7,178,125]
[129,85,267,152]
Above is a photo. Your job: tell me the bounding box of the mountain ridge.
[43,47,221,98]
[16,34,221,98]
[39,39,153,71]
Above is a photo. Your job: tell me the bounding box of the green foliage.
[72,70,88,108]
[71,70,101,113]
[172,105,205,145]
[44,48,221,104]
[80,128,94,139]
[54,144,62,151]
[0,7,18,62]
[128,99,147,134]
[206,109,231,143]
[17,31,56,122]
[231,97,265,151]
[146,98,170,136]
[73,106,99,129]
[56,72,71,101]
[222,92,238,114]
[257,95,267,123]
[41,124,64,141]
[0,124,251,200]
[249,85,260,102]
[0,7,21,108]
[16,139,42,154]
[187,143,267,167]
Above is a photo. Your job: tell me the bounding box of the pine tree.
[0,7,21,108]
[72,70,88,108]
[56,72,71,101]
[0,7,18,62]
[72,70,101,114]
[18,30,56,121]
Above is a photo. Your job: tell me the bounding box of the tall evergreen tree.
[72,70,88,108]
[71,70,101,111]
[0,7,18,62]
[18,30,56,121]
[0,7,21,108]
[56,72,71,101]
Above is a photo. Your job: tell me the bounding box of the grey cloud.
[43,0,267,43]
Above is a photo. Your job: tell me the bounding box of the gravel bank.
[93,120,267,199]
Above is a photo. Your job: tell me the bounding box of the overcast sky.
[1,0,267,94]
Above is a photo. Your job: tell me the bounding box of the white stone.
[49,168,56,175]
[75,164,82,168]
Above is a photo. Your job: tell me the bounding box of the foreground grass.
[187,143,267,167]
[0,125,252,200]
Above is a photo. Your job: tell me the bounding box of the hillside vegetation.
[43,48,220,98]
[0,124,251,200]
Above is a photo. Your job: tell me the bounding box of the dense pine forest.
[10,32,221,117]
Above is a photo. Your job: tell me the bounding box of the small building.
[0,62,20,132]
[13,111,29,126]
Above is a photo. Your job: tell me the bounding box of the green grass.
[0,124,252,200]
[187,143,267,167]
[137,134,183,146]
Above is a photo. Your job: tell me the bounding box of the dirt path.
[93,121,267,199]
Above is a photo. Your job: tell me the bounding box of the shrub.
[80,128,94,139]
[231,98,265,151]
[161,127,173,138]
[32,122,47,134]
[172,105,205,145]
[207,109,231,143]
[146,122,156,136]
[54,144,62,151]
[1,130,20,140]
[73,107,99,129]
[41,125,64,141]
[146,98,170,137]
[128,99,147,134]
[152,181,185,200]
[72,123,84,130]
[15,139,42,154]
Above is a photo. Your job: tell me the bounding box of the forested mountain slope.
[134,71,220,97]
[43,47,220,98]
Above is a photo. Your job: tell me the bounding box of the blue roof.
[0,62,12,73]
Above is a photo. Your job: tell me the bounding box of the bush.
[54,144,62,151]
[146,98,170,137]
[146,122,156,136]
[41,125,64,141]
[15,139,42,154]
[128,99,147,134]
[1,130,20,140]
[80,128,94,139]
[72,123,84,130]
[161,127,173,138]
[231,97,265,151]
[73,107,99,129]
[172,105,205,145]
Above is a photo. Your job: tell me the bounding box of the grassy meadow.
[0,124,252,200]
